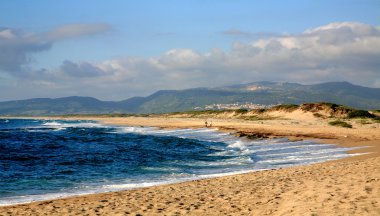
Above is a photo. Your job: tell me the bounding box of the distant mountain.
[0,82,379,115]
[0,96,123,116]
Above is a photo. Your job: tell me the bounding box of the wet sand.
[1,115,379,215]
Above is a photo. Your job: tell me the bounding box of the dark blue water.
[0,119,362,205]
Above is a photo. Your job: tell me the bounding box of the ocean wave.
[23,120,105,132]
[0,119,368,206]
[42,121,62,126]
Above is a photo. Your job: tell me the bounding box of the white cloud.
[0,28,51,72]
[0,23,111,74]
[1,22,380,100]
[60,60,107,77]
[96,22,380,92]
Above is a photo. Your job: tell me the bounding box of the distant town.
[194,103,276,110]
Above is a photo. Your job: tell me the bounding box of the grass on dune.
[328,120,353,128]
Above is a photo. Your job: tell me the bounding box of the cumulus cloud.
[43,21,378,100]
[0,23,111,74]
[92,22,380,90]
[60,60,107,77]
[2,22,380,101]
[242,22,380,82]
[0,28,51,72]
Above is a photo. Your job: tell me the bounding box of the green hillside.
[0,82,379,115]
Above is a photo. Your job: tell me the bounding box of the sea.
[0,118,363,206]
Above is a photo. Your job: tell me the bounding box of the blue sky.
[0,0,380,100]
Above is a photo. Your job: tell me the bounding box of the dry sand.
[1,114,380,215]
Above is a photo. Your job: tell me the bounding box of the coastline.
[53,115,380,158]
[1,116,379,215]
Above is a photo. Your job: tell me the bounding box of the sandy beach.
[1,112,380,215]
[1,0,380,215]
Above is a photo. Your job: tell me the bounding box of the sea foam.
[0,119,367,206]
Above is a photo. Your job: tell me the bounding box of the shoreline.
[36,115,380,158]
[1,155,379,215]
[0,166,275,208]
[1,116,379,215]
[4,115,379,153]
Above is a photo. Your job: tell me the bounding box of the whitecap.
[42,121,62,126]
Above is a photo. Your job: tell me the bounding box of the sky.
[1,0,380,101]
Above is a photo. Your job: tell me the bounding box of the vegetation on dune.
[299,102,377,119]
[328,120,353,128]
[270,104,300,112]
[255,108,267,113]
[313,113,324,118]
[357,119,372,125]
[371,110,380,122]
[301,102,352,114]
[347,110,376,119]
[234,109,249,114]
[151,102,380,122]
[243,115,279,121]
[26,102,379,127]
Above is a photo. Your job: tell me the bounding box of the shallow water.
[0,119,362,206]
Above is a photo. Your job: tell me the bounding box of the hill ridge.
[0,81,379,115]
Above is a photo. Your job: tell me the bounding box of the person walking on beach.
[205,120,208,127]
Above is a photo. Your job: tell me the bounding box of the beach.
[1,114,380,215]
[1,0,380,215]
